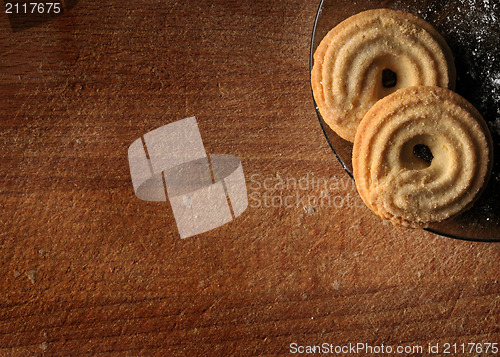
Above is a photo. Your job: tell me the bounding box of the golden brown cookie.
[311,9,456,142]
[353,86,493,228]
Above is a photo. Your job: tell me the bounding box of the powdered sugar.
[391,0,500,233]
[394,0,500,135]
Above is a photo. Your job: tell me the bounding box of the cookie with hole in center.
[311,8,456,142]
[353,86,493,228]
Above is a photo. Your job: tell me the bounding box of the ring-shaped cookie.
[312,9,456,142]
[353,86,493,228]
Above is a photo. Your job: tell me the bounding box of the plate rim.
[308,0,500,242]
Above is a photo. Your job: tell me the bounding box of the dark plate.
[310,0,500,241]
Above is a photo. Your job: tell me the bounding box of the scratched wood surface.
[0,0,498,355]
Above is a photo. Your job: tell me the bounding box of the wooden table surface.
[0,0,498,355]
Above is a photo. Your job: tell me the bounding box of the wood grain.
[0,0,498,355]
